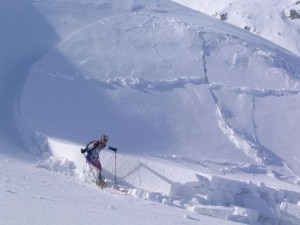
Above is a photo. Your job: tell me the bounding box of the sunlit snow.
[1,1,300,225]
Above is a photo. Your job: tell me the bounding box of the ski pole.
[114,151,117,185]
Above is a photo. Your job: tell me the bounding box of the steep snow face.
[18,0,300,179]
[0,0,59,142]
[172,0,300,56]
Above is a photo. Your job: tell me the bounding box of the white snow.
[1,0,300,225]
[171,0,300,56]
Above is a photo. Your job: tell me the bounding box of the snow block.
[243,196,276,223]
[210,176,240,194]
[188,205,259,224]
[280,202,300,224]
[101,153,204,196]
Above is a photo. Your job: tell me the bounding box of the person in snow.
[81,134,117,187]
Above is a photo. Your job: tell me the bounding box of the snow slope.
[1,0,300,225]
[171,0,300,56]
[4,150,247,225]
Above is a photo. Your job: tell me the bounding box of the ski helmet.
[101,134,109,142]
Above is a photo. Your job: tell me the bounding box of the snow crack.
[197,31,293,169]
[108,76,207,91]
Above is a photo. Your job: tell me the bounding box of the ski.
[96,181,128,195]
[106,186,128,195]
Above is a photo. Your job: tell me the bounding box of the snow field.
[39,137,300,225]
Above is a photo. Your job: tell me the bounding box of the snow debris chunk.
[36,156,76,176]
[280,201,300,223]
[187,205,258,224]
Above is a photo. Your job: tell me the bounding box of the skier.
[81,134,117,187]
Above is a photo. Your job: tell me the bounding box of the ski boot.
[96,179,107,189]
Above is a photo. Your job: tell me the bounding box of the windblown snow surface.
[1,0,300,225]
[171,0,300,56]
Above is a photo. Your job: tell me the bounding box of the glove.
[81,148,87,154]
[109,146,118,152]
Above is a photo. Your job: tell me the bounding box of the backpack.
[86,140,100,150]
